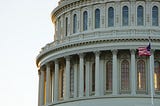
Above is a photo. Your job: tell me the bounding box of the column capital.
[111,49,118,55]
[79,53,85,58]
[46,63,51,68]
[40,66,45,71]
[130,49,136,55]
[65,56,70,61]
[94,51,100,56]
[38,69,41,75]
[54,59,59,64]
[150,49,155,54]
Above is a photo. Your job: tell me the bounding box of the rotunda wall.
[49,97,160,106]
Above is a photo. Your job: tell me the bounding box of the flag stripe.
[138,43,151,56]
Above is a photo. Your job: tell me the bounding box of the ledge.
[36,27,160,66]
[48,95,160,106]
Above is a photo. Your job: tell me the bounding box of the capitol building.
[36,0,160,106]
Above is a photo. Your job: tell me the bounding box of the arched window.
[92,63,95,92]
[84,65,86,93]
[95,9,100,28]
[154,61,160,91]
[106,61,112,91]
[65,17,68,36]
[121,60,130,91]
[60,69,64,98]
[83,11,88,31]
[58,18,61,37]
[137,60,146,91]
[137,6,144,26]
[70,66,74,97]
[152,6,158,26]
[122,6,129,26]
[73,14,77,33]
[108,7,114,27]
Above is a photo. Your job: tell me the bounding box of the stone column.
[130,49,136,95]
[74,62,78,98]
[85,61,90,97]
[112,50,118,95]
[38,70,41,106]
[39,68,45,106]
[149,50,155,96]
[52,65,54,102]
[100,59,104,95]
[79,53,84,97]
[54,60,59,102]
[95,51,101,96]
[65,56,70,100]
[46,64,51,104]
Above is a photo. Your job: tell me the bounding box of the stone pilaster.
[54,60,59,102]
[112,50,118,95]
[64,56,70,100]
[79,53,84,97]
[130,49,136,95]
[39,67,45,106]
[95,51,101,96]
[46,63,52,104]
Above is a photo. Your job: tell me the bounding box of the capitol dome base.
[50,97,160,106]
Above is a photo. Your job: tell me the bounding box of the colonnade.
[38,49,156,106]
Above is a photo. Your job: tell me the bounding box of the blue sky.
[0,0,58,106]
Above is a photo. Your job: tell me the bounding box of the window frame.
[122,6,129,26]
[65,17,68,36]
[154,61,160,93]
[108,7,114,27]
[83,11,88,31]
[136,59,147,93]
[137,5,144,26]
[152,6,159,26]
[95,8,100,29]
[120,59,130,93]
[106,61,112,93]
[73,14,77,33]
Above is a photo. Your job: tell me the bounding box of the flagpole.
[149,36,154,106]
[149,55,154,106]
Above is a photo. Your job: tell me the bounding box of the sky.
[0,0,59,106]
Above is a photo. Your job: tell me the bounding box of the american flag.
[138,43,151,56]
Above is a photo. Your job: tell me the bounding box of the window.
[106,61,112,91]
[122,6,129,26]
[83,11,88,31]
[154,61,160,91]
[95,9,100,28]
[58,18,61,36]
[60,69,64,98]
[137,6,144,26]
[152,6,158,26]
[65,17,68,36]
[92,63,95,92]
[121,60,130,92]
[70,66,74,97]
[137,60,146,91]
[73,14,77,33]
[108,7,114,27]
[84,65,86,93]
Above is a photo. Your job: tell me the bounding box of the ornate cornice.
[36,37,160,66]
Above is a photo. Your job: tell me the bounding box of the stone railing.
[39,27,160,54]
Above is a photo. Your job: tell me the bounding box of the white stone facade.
[36,0,160,106]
